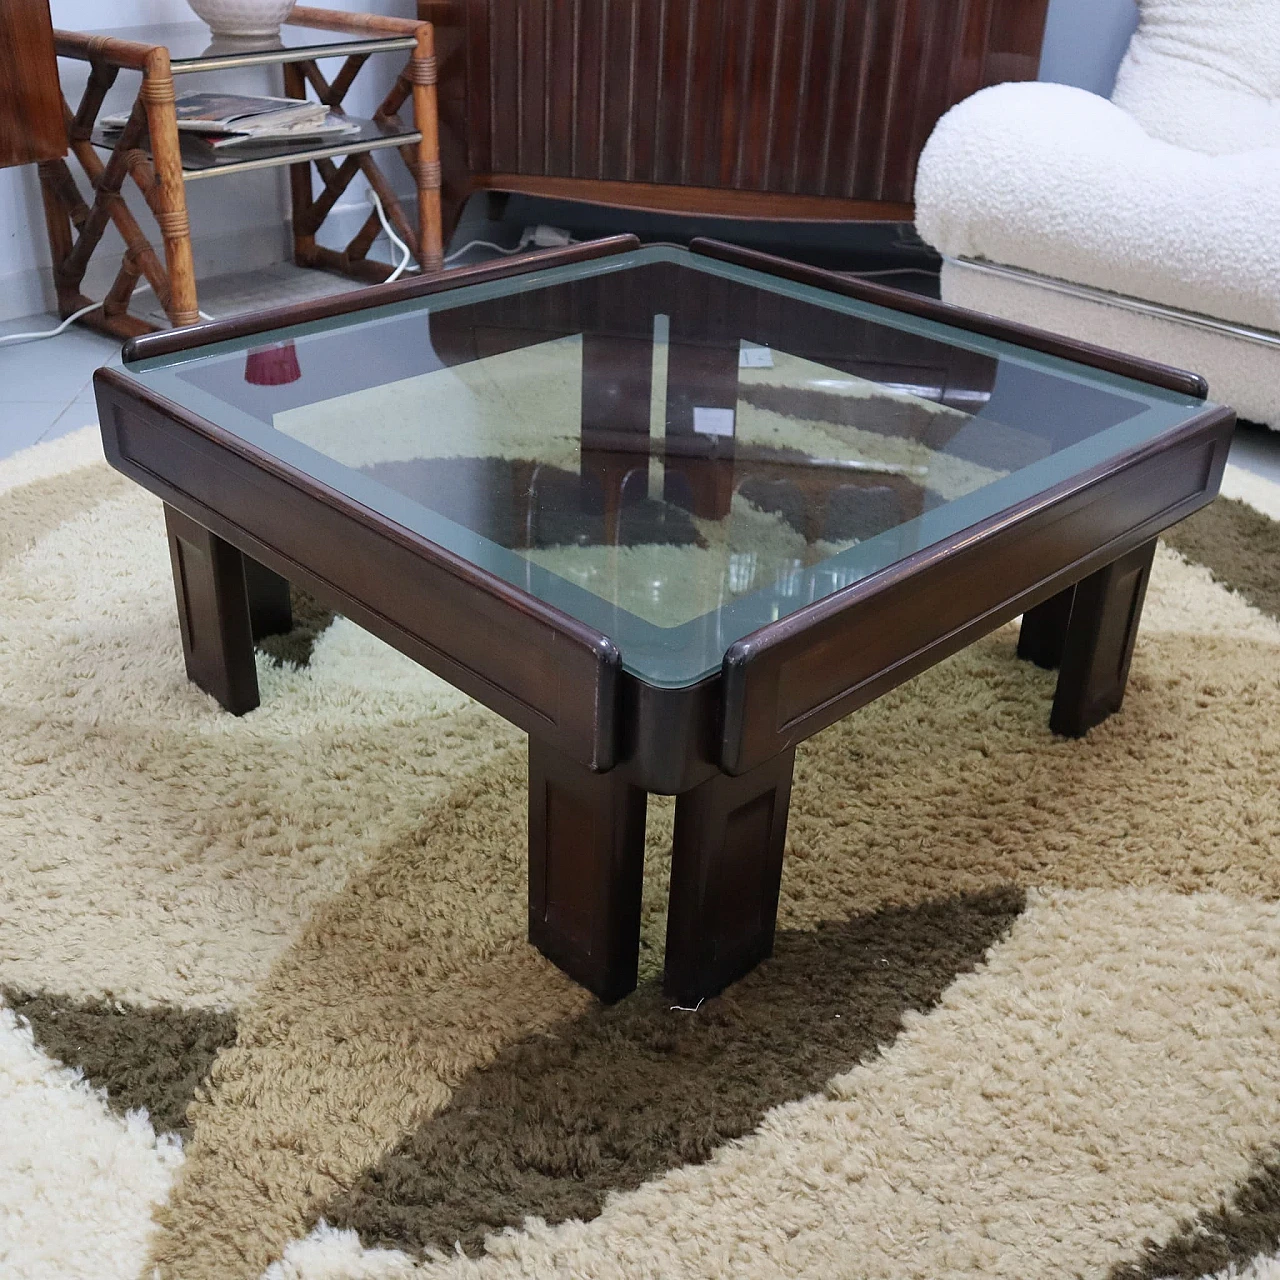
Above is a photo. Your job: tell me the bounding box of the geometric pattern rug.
[2,425,1279,1280]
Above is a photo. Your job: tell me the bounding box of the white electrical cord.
[847,267,939,280]
[0,282,214,348]
[444,238,524,263]
[0,298,107,346]
[443,226,578,264]
[367,188,414,283]
[364,188,575,271]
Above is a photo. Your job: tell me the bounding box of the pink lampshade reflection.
[244,341,301,386]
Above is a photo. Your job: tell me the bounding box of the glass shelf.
[92,118,421,181]
[75,20,416,74]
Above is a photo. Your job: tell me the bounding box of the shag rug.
[3,426,1280,1280]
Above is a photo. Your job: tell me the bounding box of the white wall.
[1039,0,1140,96]
[0,0,1144,322]
[0,0,413,321]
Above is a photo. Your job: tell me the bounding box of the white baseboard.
[0,264,56,325]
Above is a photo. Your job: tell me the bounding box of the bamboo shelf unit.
[40,5,443,338]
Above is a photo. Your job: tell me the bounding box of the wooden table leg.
[528,739,648,1002]
[1017,583,1076,670]
[663,747,796,1007]
[243,558,292,640]
[164,505,259,715]
[1049,539,1157,738]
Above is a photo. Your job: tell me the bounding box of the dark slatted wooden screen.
[458,0,1047,205]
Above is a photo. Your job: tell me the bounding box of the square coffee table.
[95,237,1234,1005]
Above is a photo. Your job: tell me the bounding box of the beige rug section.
[147,745,590,1280]
[0,457,508,1010]
[267,886,1280,1280]
[1,428,1277,1280]
[157,543,1280,1280]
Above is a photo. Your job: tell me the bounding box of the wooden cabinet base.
[427,0,1050,242]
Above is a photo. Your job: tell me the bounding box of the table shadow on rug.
[310,887,1024,1260]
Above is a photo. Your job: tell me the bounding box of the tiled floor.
[2,262,1279,489]
[0,262,368,462]
[0,317,121,457]
[1226,420,1280,487]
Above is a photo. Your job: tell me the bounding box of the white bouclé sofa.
[914,0,1280,427]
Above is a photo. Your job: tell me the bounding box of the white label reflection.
[811,561,863,598]
[778,558,806,598]
[693,406,735,437]
[728,551,758,595]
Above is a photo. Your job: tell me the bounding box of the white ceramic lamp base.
[186,0,295,38]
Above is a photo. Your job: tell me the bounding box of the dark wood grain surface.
[528,738,648,1000]
[95,371,623,771]
[719,412,1233,775]
[467,173,915,222]
[427,0,1049,231]
[0,0,66,168]
[665,746,796,1004]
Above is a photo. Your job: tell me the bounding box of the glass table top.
[121,246,1212,687]
[80,21,416,73]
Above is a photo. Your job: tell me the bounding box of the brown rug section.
[314,887,1024,1259]
[1111,1152,1280,1279]
[255,586,336,670]
[1163,496,1280,621]
[2,988,237,1140]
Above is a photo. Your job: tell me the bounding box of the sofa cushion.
[1112,0,1280,153]
[914,81,1280,334]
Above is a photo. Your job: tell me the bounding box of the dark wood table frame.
[40,6,443,340]
[95,236,1234,1006]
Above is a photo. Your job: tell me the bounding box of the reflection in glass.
[155,247,1191,685]
[244,341,300,386]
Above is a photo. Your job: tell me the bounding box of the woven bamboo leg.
[38,161,82,318]
[37,53,167,336]
[283,60,318,268]
[141,50,199,327]
[68,135,172,304]
[408,25,443,273]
